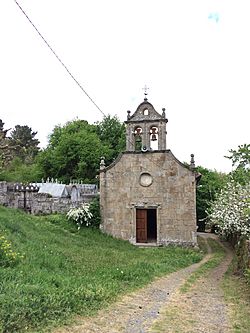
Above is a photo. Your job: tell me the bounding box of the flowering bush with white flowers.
[67,203,93,229]
[209,179,250,240]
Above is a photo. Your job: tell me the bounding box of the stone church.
[99,96,199,246]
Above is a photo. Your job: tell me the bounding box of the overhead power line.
[13,1,180,173]
[13,0,106,117]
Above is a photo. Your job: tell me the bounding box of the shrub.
[66,197,101,229]
[209,179,250,241]
[67,203,93,229]
[88,196,101,228]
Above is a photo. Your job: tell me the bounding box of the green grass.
[222,258,250,332]
[180,238,226,293]
[0,206,203,333]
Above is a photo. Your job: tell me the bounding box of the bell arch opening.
[134,126,142,151]
[150,126,159,150]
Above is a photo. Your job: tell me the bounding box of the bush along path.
[54,234,232,333]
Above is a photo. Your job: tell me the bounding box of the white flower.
[67,203,92,228]
[209,178,250,239]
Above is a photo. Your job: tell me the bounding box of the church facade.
[99,97,198,246]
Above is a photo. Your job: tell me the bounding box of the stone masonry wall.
[100,150,197,246]
[30,193,96,215]
[0,181,97,215]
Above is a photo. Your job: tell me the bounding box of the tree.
[208,144,250,241]
[0,119,14,169]
[0,156,43,182]
[225,144,250,169]
[225,144,250,185]
[0,120,42,182]
[9,125,40,163]
[196,166,227,222]
[95,115,126,164]
[210,179,250,242]
[38,120,111,183]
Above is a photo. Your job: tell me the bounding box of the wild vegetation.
[196,165,227,223]
[1,116,249,331]
[66,197,101,229]
[0,120,41,182]
[208,144,250,278]
[210,180,250,240]
[222,261,250,332]
[0,116,125,184]
[0,206,202,333]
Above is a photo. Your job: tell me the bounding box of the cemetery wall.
[0,181,97,215]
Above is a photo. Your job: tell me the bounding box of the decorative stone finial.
[162,108,166,118]
[190,154,195,170]
[127,110,131,120]
[100,156,106,170]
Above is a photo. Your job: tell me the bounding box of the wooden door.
[136,209,147,243]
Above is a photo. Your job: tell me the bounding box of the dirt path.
[150,234,234,333]
[54,234,232,333]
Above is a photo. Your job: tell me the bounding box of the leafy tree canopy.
[0,120,41,182]
[0,119,14,169]
[225,144,250,185]
[95,115,126,164]
[196,166,227,221]
[38,119,111,183]
[225,144,250,169]
[9,125,40,163]
[210,179,250,242]
[0,157,43,183]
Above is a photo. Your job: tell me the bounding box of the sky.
[0,0,249,173]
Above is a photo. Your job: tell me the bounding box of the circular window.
[140,173,153,187]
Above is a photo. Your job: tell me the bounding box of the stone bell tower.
[125,93,168,152]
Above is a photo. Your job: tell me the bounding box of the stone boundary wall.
[30,194,96,215]
[0,181,97,215]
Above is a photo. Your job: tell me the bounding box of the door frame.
[135,207,157,243]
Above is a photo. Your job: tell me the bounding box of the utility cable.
[13,1,189,172]
[13,0,106,117]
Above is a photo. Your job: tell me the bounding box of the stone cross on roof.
[142,85,149,101]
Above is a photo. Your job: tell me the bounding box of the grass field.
[222,259,250,332]
[0,206,203,333]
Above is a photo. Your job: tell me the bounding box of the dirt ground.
[150,234,233,333]
[54,234,233,333]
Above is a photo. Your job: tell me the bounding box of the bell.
[151,134,157,141]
